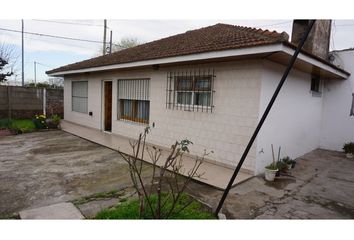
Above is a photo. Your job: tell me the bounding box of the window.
[118,79,150,124]
[72,81,88,113]
[311,76,322,95]
[166,70,215,112]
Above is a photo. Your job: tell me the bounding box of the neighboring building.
[47,21,351,175]
[320,49,354,151]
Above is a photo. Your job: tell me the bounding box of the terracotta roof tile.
[47,23,289,74]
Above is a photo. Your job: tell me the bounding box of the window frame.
[119,99,150,124]
[71,80,88,114]
[311,75,322,97]
[175,75,212,108]
[117,79,150,125]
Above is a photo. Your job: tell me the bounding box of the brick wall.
[0,86,63,119]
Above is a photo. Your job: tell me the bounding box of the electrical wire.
[31,19,104,27]
[257,21,292,28]
[0,26,119,46]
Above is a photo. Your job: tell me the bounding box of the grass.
[95,193,216,219]
[0,119,36,133]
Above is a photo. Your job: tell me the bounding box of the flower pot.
[264,168,278,181]
[286,163,292,170]
[291,161,296,169]
[346,153,353,159]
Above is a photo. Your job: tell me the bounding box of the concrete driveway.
[186,149,354,219]
[0,130,143,218]
[1,130,353,219]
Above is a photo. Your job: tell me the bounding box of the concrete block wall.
[0,86,63,119]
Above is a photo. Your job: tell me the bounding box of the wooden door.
[104,81,112,131]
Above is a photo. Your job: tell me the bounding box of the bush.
[9,119,36,133]
[32,114,48,129]
[343,142,354,154]
[0,119,12,129]
[95,193,215,219]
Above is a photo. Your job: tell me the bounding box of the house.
[47,21,351,177]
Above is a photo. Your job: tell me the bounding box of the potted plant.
[282,156,293,170]
[343,142,354,159]
[265,144,279,181]
[290,159,297,168]
[265,162,278,181]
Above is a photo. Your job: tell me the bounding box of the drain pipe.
[214,20,316,216]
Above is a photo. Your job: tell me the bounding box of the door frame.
[101,79,113,133]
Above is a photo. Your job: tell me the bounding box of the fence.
[0,86,63,119]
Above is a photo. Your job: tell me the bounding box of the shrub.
[0,119,12,129]
[343,142,354,154]
[9,119,36,134]
[32,114,48,129]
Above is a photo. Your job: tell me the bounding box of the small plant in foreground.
[118,127,212,219]
[32,114,48,129]
[343,142,354,154]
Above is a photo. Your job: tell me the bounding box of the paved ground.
[186,149,354,219]
[1,131,353,219]
[0,130,147,218]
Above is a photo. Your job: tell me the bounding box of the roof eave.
[47,43,284,76]
[47,42,349,80]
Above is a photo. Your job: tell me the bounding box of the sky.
[1,19,354,84]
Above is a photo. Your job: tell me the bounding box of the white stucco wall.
[63,60,263,173]
[255,60,324,174]
[64,73,102,129]
[320,50,354,150]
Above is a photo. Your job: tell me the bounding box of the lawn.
[0,119,36,133]
[95,193,216,219]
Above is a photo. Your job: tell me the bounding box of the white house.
[47,21,352,177]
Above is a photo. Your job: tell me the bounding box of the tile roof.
[46,23,289,74]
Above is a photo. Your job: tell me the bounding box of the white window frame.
[175,75,212,109]
[72,81,88,113]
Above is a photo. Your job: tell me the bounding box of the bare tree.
[0,43,18,82]
[119,127,211,219]
[98,37,142,56]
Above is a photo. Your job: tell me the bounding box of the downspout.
[214,20,316,217]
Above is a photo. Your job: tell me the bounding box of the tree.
[119,127,212,219]
[98,37,142,56]
[0,43,17,82]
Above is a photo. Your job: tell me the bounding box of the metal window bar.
[166,69,215,112]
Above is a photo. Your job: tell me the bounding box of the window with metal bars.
[118,79,150,124]
[166,70,215,112]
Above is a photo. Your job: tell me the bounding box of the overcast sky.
[1,19,354,83]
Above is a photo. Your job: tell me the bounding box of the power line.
[0,26,120,46]
[31,19,104,27]
[257,21,292,28]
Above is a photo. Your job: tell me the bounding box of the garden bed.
[0,115,60,135]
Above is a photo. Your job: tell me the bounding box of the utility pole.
[21,19,24,86]
[103,19,107,55]
[109,30,113,54]
[34,61,37,84]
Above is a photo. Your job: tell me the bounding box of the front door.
[104,81,112,132]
